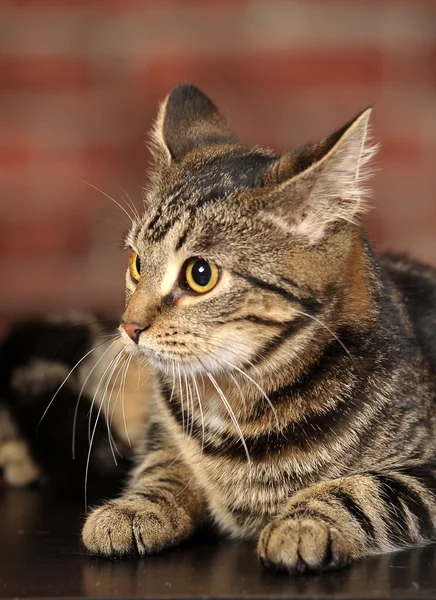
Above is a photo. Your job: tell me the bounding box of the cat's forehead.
[133,149,276,246]
[163,149,277,209]
[178,150,276,191]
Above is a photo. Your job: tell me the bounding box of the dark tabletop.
[1,487,436,600]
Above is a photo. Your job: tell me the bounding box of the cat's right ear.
[150,84,237,164]
[261,108,377,244]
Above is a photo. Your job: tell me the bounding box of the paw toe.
[298,519,330,569]
[258,516,347,574]
[132,510,171,553]
[82,504,135,556]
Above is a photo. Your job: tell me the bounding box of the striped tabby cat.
[82,84,436,573]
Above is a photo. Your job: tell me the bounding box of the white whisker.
[294,309,353,360]
[109,355,128,433]
[207,372,252,474]
[191,373,205,453]
[87,347,124,444]
[220,358,280,429]
[177,363,185,435]
[39,342,107,429]
[183,373,191,436]
[100,351,126,464]
[185,373,195,437]
[72,337,120,459]
[118,185,141,221]
[121,354,133,448]
[228,372,248,420]
[84,388,106,513]
[169,361,176,403]
[137,355,141,389]
[108,354,130,458]
[82,180,135,224]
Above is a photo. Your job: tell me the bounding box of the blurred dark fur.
[0,319,130,496]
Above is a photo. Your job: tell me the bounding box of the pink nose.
[121,321,149,344]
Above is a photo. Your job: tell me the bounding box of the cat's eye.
[128,251,141,282]
[185,258,219,294]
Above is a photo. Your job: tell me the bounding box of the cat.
[82,84,436,574]
[0,313,150,493]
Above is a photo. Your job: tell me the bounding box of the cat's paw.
[82,495,193,557]
[257,516,350,574]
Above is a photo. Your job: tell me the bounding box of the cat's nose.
[121,321,149,344]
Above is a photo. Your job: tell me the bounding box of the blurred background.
[1,0,436,324]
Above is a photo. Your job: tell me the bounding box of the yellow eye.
[128,251,141,282]
[185,258,219,294]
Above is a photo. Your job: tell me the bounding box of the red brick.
[0,143,33,166]
[141,51,385,95]
[0,58,93,92]
[12,0,249,7]
[332,0,436,5]
[0,218,89,256]
[1,0,436,314]
[80,144,142,187]
[377,137,424,163]
[383,47,436,86]
[0,256,126,315]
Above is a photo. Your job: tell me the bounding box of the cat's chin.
[122,344,169,373]
[138,353,217,377]
[124,344,233,378]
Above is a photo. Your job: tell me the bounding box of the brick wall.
[1,0,436,319]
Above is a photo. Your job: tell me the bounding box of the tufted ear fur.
[263,108,377,244]
[150,84,237,164]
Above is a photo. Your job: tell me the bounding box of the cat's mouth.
[122,334,241,377]
[119,322,250,377]
[121,340,170,371]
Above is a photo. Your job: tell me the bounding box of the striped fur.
[82,85,436,573]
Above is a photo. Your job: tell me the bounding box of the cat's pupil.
[136,255,141,274]
[192,260,211,287]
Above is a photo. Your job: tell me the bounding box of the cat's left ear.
[263,108,377,244]
[151,84,237,164]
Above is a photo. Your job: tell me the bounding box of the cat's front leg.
[258,468,436,573]
[82,448,204,557]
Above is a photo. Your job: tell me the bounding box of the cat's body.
[159,254,436,541]
[77,84,436,573]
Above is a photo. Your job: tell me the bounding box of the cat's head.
[120,84,377,376]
